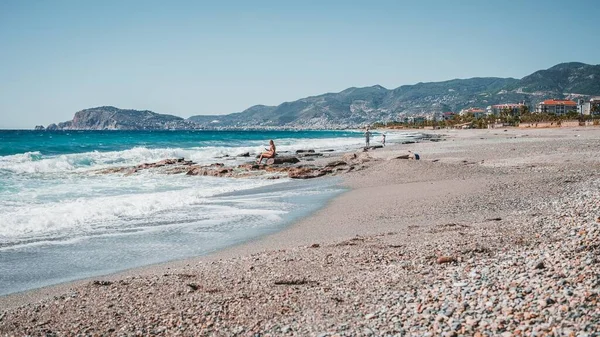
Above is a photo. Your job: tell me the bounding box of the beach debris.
[309,243,320,248]
[91,280,113,286]
[436,256,457,264]
[186,283,199,291]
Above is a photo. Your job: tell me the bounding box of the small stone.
[534,260,545,269]
[437,256,456,264]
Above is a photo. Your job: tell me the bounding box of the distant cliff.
[46,106,199,130]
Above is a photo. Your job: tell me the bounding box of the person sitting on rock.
[257,140,276,164]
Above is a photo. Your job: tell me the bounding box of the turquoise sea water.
[0,130,417,295]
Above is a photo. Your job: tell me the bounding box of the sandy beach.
[1,127,599,336]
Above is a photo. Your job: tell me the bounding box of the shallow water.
[0,130,417,295]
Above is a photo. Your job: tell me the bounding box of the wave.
[0,177,282,241]
[0,132,416,174]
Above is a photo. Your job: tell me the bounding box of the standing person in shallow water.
[257,139,276,164]
[364,127,372,148]
[381,133,386,146]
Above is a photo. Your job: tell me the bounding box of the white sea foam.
[0,131,414,247]
[0,132,416,174]
[0,175,282,241]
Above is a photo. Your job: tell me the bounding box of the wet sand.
[1,127,599,336]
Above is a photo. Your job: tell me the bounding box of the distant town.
[378,97,600,129]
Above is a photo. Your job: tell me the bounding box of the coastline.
[2,127,600,335]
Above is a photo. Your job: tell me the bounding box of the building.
[488,103,526,116]
[536,99,577,115]
[578,97,600,116]
[443,112,456,120]
[459,107,486,119]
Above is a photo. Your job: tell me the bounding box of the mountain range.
[42,62,600,130]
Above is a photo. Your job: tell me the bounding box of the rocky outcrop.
[34,125,45,130]
[94,150,374,180]
[47,106,200,130]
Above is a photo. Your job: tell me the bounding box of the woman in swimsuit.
[257,140,276,164]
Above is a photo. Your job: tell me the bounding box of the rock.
[342,152,372,164]
[186,166,233,177]
[288,167,327,179]
[266,157,301,165]
[310,243,320,248]
[295,149,315,154]
[34,125,45,130]
[325,160,347,168]
[534,260,545,269]
[238,152,250,157]
[437,256,456,264]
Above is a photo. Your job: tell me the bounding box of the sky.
[0,0,598,129]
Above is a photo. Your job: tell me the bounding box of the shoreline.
[2,127,600,335]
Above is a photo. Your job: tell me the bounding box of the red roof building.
[536,99,577,114]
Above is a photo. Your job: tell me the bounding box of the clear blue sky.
[0,0,598,129]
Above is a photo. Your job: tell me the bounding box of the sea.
[0,129,419,296]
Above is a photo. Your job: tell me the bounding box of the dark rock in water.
[238,152,250,157]
[296,149,315,154]
[300,153,323,157]
[322,149,335,152]
[402,141,416,144]
[34,125,45,130]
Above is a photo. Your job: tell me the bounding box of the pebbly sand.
[1,127,599,336]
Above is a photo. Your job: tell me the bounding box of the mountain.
[45,62,600,130]
[511,62,600,94]
[46,106,198,130]
[188,77,525,128]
